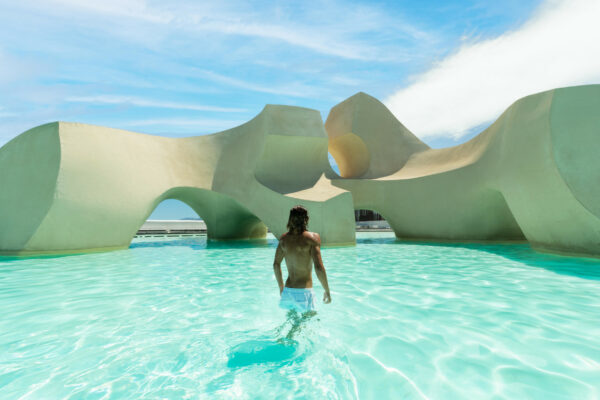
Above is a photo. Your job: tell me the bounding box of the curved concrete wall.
[0,106,355,255]
[0,123,61,250]
[0,85,598,257]
[327,86,600,256]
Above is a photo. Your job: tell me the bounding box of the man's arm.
[273,240,285,294]
[310,233,331,303]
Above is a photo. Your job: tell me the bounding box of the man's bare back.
[273,231,331,305]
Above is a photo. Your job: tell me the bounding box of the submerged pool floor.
[1,233,599,399]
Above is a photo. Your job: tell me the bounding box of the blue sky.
[1,0,598,219]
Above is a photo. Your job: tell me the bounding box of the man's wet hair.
[287,205,309,234]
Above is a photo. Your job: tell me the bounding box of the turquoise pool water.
[1,232,599,399]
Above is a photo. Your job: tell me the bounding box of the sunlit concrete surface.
[1,85,598,257]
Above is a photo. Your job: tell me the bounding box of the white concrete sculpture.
[1,85,599,257]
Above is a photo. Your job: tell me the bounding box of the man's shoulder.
[303,231,321,245]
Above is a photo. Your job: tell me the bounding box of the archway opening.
[354,209,391,231]
[142,187,268,240]
[149,199,201,220]
[139,199,205,236]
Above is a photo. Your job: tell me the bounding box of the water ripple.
[0,232,599,399]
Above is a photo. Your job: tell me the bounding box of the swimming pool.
[1,233,599,399]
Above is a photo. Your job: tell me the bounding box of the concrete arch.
[0,104,355,256]
[150,187,267,240]
[1,85,599,257]
[328,86,599,255]
[344,170,526,242]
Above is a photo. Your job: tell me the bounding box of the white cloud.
[385,0,600,139]
[65,95,246,113]
[40,0,433,62]
[50,0,171,23]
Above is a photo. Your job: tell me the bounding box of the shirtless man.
[273,206,331,313]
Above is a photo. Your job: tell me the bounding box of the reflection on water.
[129,236,273,251]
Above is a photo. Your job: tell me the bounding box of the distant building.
[354,209,384,221]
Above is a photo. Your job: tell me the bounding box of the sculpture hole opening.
[145,187,268,241]
[328,133,370,178]
[139,199,205,236]
[328,152,341,175]
[149,199,201,221]
[354,209,390,231]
